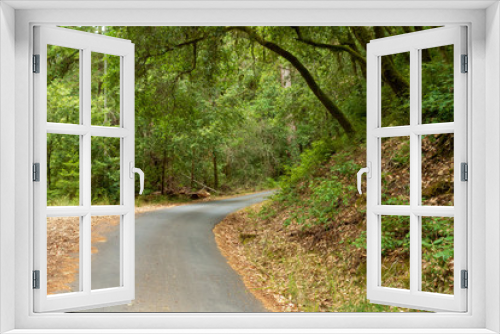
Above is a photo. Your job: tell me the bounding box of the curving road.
[82,191,273,313]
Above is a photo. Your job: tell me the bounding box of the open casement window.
[363,26,467,312]
[33,26,139,312]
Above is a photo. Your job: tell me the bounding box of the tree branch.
[292,27,366,67]
[137,36,205,77]
[228,26,355,136]
[351,26,409,97]
[142,36,205,60]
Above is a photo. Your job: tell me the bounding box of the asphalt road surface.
[81,191,273,313]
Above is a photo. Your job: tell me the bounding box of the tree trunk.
[225,153,231,182]
[349,26,373,51]
[190,148,195,189]
[213,150,218,189]
[280,66,299,157]
[351,26,409,97]
[161,149,167,195]
[280,65,292,88]
[168,153,174,190]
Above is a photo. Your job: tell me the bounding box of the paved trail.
[84,191,273,312]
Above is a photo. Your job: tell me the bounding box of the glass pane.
[381,136,410,205]
[381,216,410,289]
[91,52,121,126]
[91,215,121,290]
[47,216,80,294]
[421,45,454,124]
[421,217,454,294]
[381,52,410,127]
[47,45,80,124]
[421,134,454,206]
[47,133,80,206]
[91,136,121,205]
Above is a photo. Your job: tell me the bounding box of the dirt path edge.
[213,203,295,312]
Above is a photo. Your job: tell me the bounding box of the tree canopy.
[47,26,450,204]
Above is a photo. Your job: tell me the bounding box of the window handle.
[129,162,145,195]
[357,162,371,194]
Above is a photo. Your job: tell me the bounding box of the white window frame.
[366,26,467,312]
[33,26,136,312]
[1,1,499,333]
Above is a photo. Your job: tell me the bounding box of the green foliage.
[279,172,356,228]
[45,25,456,311]
[91,137,121,204]
[352,216,454,261]
[52,25,383,201]
[421,217,454,293]
[283,139,335,186]
[46,45,80,124]
[392,140,410,165]
[421,45,454,124]
[273,139,361,228]
[91,52,121,126]
[380,216,410,256]
[47,134,79,206]
[48,26,436,203]
[46,26,446,204]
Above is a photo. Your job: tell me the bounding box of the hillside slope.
[214,135,454,312]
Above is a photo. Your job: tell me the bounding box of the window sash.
[33,26,136,313]
[366,26,467,312]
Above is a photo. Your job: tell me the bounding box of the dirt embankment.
[214,203,298,312]
[214,135,454,312]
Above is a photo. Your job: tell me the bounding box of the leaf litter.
[214,135,454,312]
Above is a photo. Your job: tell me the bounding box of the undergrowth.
[229,134,454,312]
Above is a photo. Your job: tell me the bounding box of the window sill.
[4,330,498,334]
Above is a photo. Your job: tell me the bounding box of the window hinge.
[461,162,468,181]
[33,163,40,182]
[461,270,468,289]
[33,54,40,73]
[461,54,468,73]
[33,270,40,289]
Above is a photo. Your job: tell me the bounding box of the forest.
[47,26,421,204]
[46,26,455,312]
